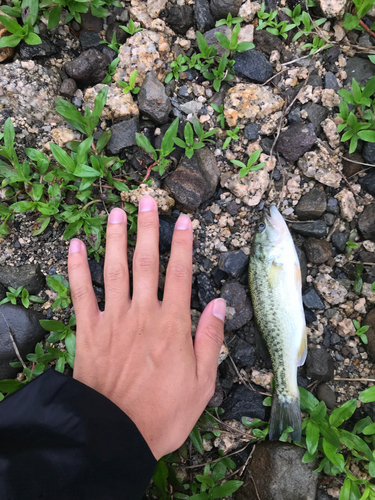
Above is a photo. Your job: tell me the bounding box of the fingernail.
[139,195,156,212]
[69,239,81,254]
[175,214,190,230]
[109,208,125,223]
[212,299,226,322]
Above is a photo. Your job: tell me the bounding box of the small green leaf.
[189,426,204,455]
[329,399,357,428]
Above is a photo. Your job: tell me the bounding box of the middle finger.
[132,196,160,306]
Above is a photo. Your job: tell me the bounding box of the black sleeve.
[0,369,156,500]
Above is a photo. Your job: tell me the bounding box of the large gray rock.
[345,57,375,86]
[210,0,242,20]
[291,220,328,239]
[233,50,273,84]
[138,71,171,125]
[204,25,231,57]
[194,0,215,32]
[358,204,375,241]
[107,117,139,155]
[303,238,332,264]
[164,147,219,211]
[65,49,110,86]
[0,304,46,379]
[0,264,45,295]
[295,189,327,220]
[303,102,328,135]
[276,123,317,162]
[167,5,194,34]
[221,281,253,332]
[237,442,319,500]
[306,348,334,381]
[218,250,249,278]
[360,170,375,196]
[362,141,375,164]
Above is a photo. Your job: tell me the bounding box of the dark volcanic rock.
[233,50,273,84]
[306,348,334,381]
[360,170,375,196]
[291,220,327,238]
[217,250,249,279]
[106,21,128,44]
[60,78,77,97]
[196,273,217,309]
[88,259,104,287]
[65,49,110,86]
[365,308,375,361]
[210,0,242,19]
[79,30,102,51]
[345,56,375,85]
[295,189,327,220]
[221,282,253,332]
[138,71,171,124]
[296,246,308,290]
[237,442,319,500]
[325,71,339,91]
[253,29,284,57]
[159,216,176,253]
[208,377,224,407]
[0,264,45,295]
[81,11,104,32]
[327,197,339,215]
[0,284,5,301]
[194,0,215,32]
[331,232,347,253]
[167,6,194,34]
[164,148,219,211]
[362,142,375,164]
[221,383,266,421]
[19,37,56,59]
[303,102,328,135]
[244,123,259,141]
[0,304,45,379]
[230,336,255,368]
[303,238,332,264]
[316,383,336,410]
[358,204,375,241]
[303,287,325,310]
[276,123,316,162]
[107,117,139,155]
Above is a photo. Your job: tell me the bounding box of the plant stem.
[83,199,101,211]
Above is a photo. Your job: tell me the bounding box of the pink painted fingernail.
[175,214,190,230]
[69,239,81,254]
[139,195,156,212]
[109,208,125,223]
[212,299,226,322]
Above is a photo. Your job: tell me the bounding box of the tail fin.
[269,394,301,442]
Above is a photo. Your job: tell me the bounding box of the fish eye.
[258,223,265,232]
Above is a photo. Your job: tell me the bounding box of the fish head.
[252,206,289,256]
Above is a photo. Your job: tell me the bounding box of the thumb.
[194,298,226,387]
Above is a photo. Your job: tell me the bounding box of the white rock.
[239,0,261,22]
[147,0,168,18]
[335,189,356,222]
[298,151,342,188]
[314,273,348,305]
[316,0,351,18]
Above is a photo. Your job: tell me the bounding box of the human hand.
[67,196,226,460]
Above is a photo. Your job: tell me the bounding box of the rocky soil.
[1,0,375,498]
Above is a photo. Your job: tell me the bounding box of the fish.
[248,205,307,442]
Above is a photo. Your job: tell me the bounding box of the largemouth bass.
[249,205,307,442]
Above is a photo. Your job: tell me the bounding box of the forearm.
[0,369,156,500]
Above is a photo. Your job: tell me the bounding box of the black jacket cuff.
[0,369,156,500]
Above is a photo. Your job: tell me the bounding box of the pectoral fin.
[267,261,282,288]
[297,328,308,366]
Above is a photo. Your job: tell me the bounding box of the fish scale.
[249,206,307,441]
